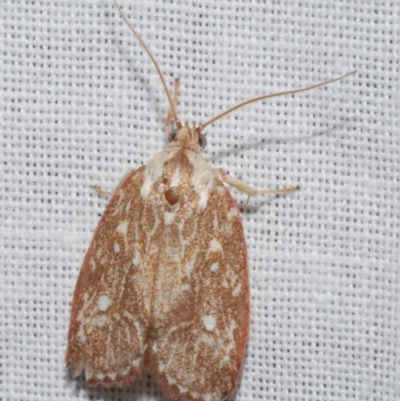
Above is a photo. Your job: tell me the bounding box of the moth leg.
[214,168,299,197]
[90,185,113,196]
[90,169,139,197]
[165,78,180,134]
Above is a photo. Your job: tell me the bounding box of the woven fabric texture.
[1,1,399,400]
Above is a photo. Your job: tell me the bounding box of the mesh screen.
[1,1,399,400]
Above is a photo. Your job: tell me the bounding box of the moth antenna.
[196,70,356,133]
[113,0,182,128]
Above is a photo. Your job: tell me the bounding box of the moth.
[66,1,355,400]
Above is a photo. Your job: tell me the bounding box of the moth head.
[167,122,207,153]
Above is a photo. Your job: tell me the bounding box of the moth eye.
[168,130,177,143]
[198,133,207,149]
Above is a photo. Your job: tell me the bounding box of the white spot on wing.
[202,315,216,331]
[210,262,219,272]
[98,295,112,312]
[164,211,176,225]
[116,220,128,235]
[209,238,222,253]
[113,242,120,254]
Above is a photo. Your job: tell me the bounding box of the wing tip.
[66,355,142,388]
[155,371,236,401]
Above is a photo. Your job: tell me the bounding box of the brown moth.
[66,1,355,400]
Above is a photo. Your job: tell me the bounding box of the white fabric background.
[1,0,399,400]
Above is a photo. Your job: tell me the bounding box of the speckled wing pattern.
[66,167,152,387]
[66,147,249,401]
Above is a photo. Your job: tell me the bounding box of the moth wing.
[150,179,249,401]
[66,167,155,387]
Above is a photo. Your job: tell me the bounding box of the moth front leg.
[91,185,113,196]
[214,168,299,197]
[91,168,139,197]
